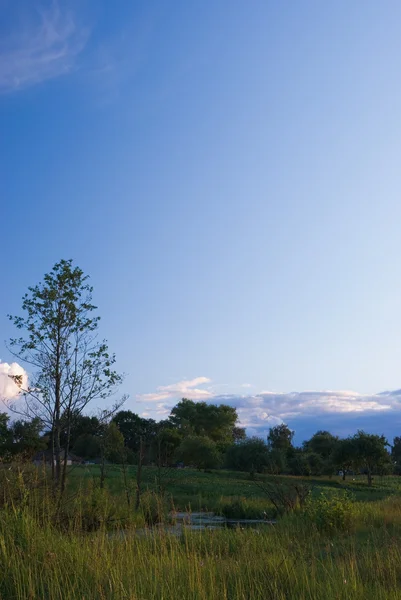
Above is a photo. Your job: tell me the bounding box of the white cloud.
[211,389,393,428]
[134,377,401,441]
[0,1,89,93]
[138,376,212,403]
[0,362,28,401]
[138,380,396,418]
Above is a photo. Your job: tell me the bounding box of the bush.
[176,436,222,470]
[218,496,275,520]
[265,449,287,474]
[140,490,169,526]
[287,452,311,476]
[305,491,357,535]
[225,438,269,473]
[253,477,312,515]
[67,482,118,531]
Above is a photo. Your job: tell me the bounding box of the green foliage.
[391,435,401,465]
[305,490,358,534]
[331,438,356,479]
[0,413,11,456]
[218,496,275,519]
[9,418,47,457]
[232,426,246,443]
[254,477,311,515]
[170,398,238,445]
[352,431,391,485]
[287,450,312,476]
[266,449,287,474]
[63,412,100,448]
[7,259,123,487]
[225,437,268,473]
[176,435,222,470]
[0,415,47,459]
[303,430,338,460]
[72,433,101,459]
[304,451,325,476]
[153,426,182,465]
[267,424,294,452]
[69,482,119,531]
[8,259,122,411]
[104,422,125,464]
[112,410,158,452]
[140,490,169,525]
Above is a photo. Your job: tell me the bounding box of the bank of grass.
[1,494,401,599]
[1,466,401,598]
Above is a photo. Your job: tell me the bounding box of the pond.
[172,511,276,530]
[112,512,276,538]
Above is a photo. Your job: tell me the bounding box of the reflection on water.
[172,511,276,531]
[110,512,276,538]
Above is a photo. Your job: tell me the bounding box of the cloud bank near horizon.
[136,377,401,442]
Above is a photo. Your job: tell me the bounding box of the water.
[109,512,276,538]
[172,511,276,530]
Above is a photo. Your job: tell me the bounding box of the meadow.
[69,464,401,517]
[1,466,401,599]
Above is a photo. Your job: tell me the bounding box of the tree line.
[0,401,399,487]
[226,425,396,485]
[1,260,398,495]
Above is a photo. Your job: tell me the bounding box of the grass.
[1,465,401,598]
[69,464,401,515]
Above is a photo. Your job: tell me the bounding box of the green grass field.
[69,464,401,516]
[1,465,401,599]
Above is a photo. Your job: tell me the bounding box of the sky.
[2,0,401,443]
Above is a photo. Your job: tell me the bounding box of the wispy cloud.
[138,376,212,403]
[0,1,89,93]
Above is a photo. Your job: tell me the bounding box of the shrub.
[67,482,118,531]
[140,490,169,526]
[225,438,269,473]
[176,436,222,470]
[305,491,357,535]
[218,496,275,520]
[254,478,312,515]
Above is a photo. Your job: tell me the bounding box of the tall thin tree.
[6,259,124,492]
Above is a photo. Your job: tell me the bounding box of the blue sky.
[2,0,401,442]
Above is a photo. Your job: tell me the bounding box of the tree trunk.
[156,437,162,494]
[367,469,372,486]
[50,429,55,483]
[100,441,106,489]
[54,332,62,488]
[61,419,71,496]
[135,437,143,510]
[54,425,61,487]
[342,471,346,481]
[121,450,131,507]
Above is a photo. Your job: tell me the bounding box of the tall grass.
[1,464,401,599]
[1,501,401,599]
